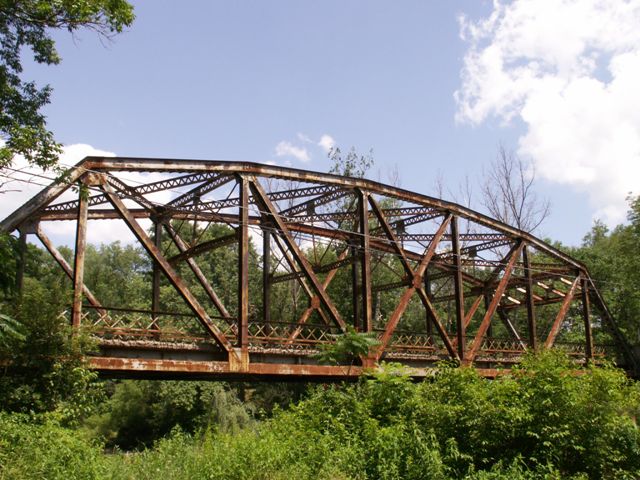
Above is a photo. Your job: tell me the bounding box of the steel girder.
[2,156,637,379]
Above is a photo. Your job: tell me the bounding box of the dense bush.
[0,413,104,480]
[2,351,638,480]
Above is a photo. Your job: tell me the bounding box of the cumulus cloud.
[0,143,116,221]
[275,140,310,162]
[456,0,640,225]
[318,134,336,153]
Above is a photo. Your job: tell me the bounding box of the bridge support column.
[350,239,360,330]
[450,216,466,360]
[71,180,89,328]
[581,275,593,361]
[151,219,162,329]
[237,175,249,359]
[523,245,537,351]
[263,229,271,329]
[357,189,372,333]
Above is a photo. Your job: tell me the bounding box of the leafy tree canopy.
[0,0,134,169]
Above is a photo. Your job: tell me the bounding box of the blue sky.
[8,0,640,246]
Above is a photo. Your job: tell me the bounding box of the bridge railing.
[59,308,613,364]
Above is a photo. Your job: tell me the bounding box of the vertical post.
[424,273,433,341]
[450,216,465,359]
[581,275,593,361]
[263,228,271,327]
[151,219,162,328]
[522,245,537,351]
[483,292,492,338]
[15,229,27,299]
[358,190,372,332]
[351,240,360,330]
[237,175,249,358]
[71,182,89,328]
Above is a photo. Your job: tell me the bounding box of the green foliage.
[83,242,150,309]
[0,0,134,168]
[0,233,17,296]
[0,412,105,480]
[315,325,380,365]
[0,275,102,424]
[0,312,25,349]
[571,196,640,344]
[86,380,254,449]
[328,146,374,178]
[0,353,638,479]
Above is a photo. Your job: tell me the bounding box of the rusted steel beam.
[450,216,466,359]
[151,220,162,327]
[581,276,593,361]
[167,232,237,264]
[351,240,359,329]
[46,172,230,214]
[465,242,524,363]
[357,190,372,332]
[167,173,233,208]
[87,356,508,379]
[71,184,89,328]
[280,187,348,217]
[372,280,410,293]
[194,185,347,215]
[100,178,238,358]
[88,356,365,378]
[464,295,484,329]
[237,175,250,357]
[544,276,580,349]
[522,245,537,350]
[36,226,106,315]
[249,178,347,332]
[163,223,231,319]
[263,229,271,326]
[106,175,158,211]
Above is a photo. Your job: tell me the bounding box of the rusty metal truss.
[2,157,637,380]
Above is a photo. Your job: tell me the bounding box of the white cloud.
[318,134,336,153]
[297,132,313,144]
[0,143,116,222]
[456,0,640,225]
[275,140,310,162]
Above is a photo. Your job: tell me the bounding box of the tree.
[0,0,135,170]
[328,146,374,179]
[572,195,640,343]
[481,145,550,233]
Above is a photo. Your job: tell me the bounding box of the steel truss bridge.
[2,157,637,380]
